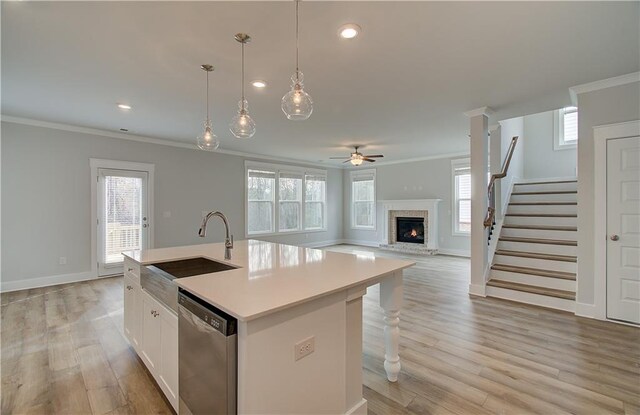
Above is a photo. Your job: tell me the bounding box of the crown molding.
[343,151,469,169]
[0,115,333,170]
[2,114,471,170]
[569,72,640,105]
[464,106,494,118]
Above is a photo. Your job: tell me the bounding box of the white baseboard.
[468,283,486,297]
[1,271,97,293]
[438,248,470,258]
[341,239,380,248]
[345,399,367,415]
[298,239,345,248]
[575,302,597,319]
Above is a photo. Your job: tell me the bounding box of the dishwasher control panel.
[178,289,237,336]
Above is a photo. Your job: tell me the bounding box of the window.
[351,169,376,229]
[554,106,578,150]
[305,175,326,230]
[246,162,327,236]
[452,159,471,234]
[247,169,276,234]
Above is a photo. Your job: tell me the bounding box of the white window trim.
[245,161,328,238]
[90,158,155,278]
[350,169,377,231]
[553,107,578,150]
[451,158,471,236]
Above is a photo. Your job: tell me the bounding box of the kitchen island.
[123,239,414,414]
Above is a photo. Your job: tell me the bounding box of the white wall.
[496,116,524,217]
[575,81,640,310]
[1,121,343,289]
[342,156,471,256]
[523,110,577,179]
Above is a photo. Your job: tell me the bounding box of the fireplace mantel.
[379,199,441,254]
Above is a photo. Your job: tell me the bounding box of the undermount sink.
[150,257,237,279]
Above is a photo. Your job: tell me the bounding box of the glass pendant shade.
[229,99,256,138]
[282,72,313,120]
[350,155,364,166]
[197,119,220,151]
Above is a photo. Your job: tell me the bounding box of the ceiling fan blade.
[363,154,384,158]
[363,158,377,162]
[343,160,352,163]
[329,157,349,159]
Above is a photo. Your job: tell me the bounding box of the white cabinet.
[139,290,179,411]
[123,274,142,352]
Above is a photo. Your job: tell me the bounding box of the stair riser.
[498,241,577,256]
[504,216,577,227]
[510,193,577,203]
[490,270,576,291]
[486,286,576,312]
[493,254,577,273]
[507,204,577,215]
[501,227,577,240]
[514,182,577,193]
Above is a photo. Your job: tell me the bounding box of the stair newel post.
[466,106,493,297]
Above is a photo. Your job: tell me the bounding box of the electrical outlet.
[59,257,67,265]
[294,336,315,361]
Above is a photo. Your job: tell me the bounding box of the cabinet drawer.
[124,258,140,282]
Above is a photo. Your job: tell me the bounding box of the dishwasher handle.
[178,289,237,336]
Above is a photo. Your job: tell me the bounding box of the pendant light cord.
[206,71,209,122]
[241,41,245,109]
[295,0,300,81]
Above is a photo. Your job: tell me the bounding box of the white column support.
[466,107,493,297]
[379,271,403,382]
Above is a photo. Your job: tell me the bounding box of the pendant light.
[229,33,256,139]
[197,64,220,151]
[281,0,313,120]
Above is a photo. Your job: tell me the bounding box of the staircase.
[486,179,578,312]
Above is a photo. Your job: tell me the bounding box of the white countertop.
[124,240,414,321]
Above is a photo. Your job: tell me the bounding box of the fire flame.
[410,229,418,237]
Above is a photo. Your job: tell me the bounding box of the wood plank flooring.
[2,244,639,414]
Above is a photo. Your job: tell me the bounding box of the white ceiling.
[2,1,638,165]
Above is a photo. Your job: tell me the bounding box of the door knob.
[143,224,148,228]
[610,234,620,241]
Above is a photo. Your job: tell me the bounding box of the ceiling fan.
[330,146,384,166]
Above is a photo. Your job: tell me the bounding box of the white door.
[607,136,640,324]
[97,168,149,276]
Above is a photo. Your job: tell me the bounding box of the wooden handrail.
[484,136,519,228]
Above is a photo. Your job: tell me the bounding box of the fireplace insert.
[396,217,425,244]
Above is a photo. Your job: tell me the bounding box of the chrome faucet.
[198,211,234,260]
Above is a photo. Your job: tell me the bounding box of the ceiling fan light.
[350,157,364,166]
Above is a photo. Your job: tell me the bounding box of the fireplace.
[396,217,425,244]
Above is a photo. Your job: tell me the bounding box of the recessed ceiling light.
[339,24,361,39]
[117,104,132,110]
[251,80,267,88]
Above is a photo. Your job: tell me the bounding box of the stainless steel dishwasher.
[178,288,237,415]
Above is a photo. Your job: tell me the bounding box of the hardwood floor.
[2,244,639,414]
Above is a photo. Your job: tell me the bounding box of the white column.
[465,107,493,297]
[379,271,403,382]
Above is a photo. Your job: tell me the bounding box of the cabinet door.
[159,308,179,410]
[123,275,141,351]
[141,292,161,374]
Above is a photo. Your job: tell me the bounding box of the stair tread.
[487,279,576,300]
[512,191,577,195]
[502,224,577,231]
[509,202,577,206]
[515,180,577,186]
[499,236,577,246]
[494,249,577,262]
[506,213,577,217]
[491,263,576,280]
